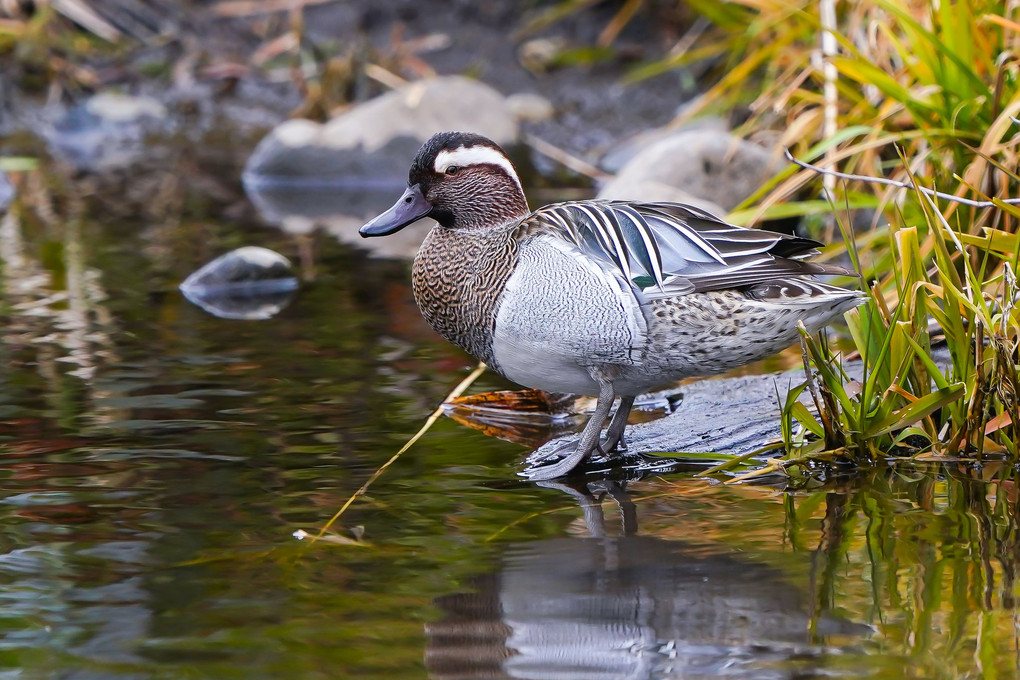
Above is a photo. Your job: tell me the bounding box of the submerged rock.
[0,170,13,211]
[600,129,781,212]
[43,93,169,172]
[179,246,298,320]
[524,367,823,468]
[243,76,518,188]
[626,370,799,457]
[570,357,861,461]
[443,389,679,449]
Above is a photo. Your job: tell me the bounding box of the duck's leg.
[601,396,635,453]
[522,379,616,480]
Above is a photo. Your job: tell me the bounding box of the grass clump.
[789,198,1019,465]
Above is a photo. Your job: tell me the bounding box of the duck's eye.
[445,165,460,176]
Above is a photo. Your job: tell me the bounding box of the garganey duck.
[361,131,864,480]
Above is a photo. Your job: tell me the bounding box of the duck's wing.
[519,200,854,297]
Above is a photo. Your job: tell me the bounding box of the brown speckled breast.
[412,225,519,370]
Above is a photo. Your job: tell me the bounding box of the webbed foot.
[520,437,592,480]
[518,384,636,481]
[519,433,635,480]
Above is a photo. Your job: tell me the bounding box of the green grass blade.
[868,383,966,438]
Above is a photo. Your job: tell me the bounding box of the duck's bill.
[359,184,432,237]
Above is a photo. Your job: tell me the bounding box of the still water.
[0,153,1018,680]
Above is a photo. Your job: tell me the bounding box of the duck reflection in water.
[425,479,869,680]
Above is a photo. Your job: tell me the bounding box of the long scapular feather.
[520,200,855,295]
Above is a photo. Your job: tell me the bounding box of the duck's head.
[360,131,529,237]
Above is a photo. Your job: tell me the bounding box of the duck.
[360,131,864,480]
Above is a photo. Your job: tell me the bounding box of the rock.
[43,93,169,171]
[596,176,725,217]
[599,119,727,174]
[179,246,298,320]
[244,75,520,255]
[85,92,167,123]
[607,359,865,459]
[517,37,569,74]
[506,92,555,122]
[523,363,840,470]
[181,246,295,289]
[0,170,13,211]
[625,371,800,458]
[600,129,781,212]
[243,76,518,187]
[183,287,296,321]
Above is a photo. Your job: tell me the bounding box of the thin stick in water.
[301,362,488,544]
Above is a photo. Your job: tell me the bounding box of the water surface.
[0,153,1017,679]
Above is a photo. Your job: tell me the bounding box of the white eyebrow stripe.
[434,146,523,191]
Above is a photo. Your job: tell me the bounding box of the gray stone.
[243,76,518,187]
[0,170,13,211]
[619,348,952,459]
[597,348,945,460]
[85,92,166,123]
[600,130,782,212]
[524,360,865,467]
[181,246,295,290]
[506,92,555,122]
[521,369,805,471]
[624,370,804,458]
[179,246,298,320]
[517,37,569,74]
[599,119,727,174]
[596,175,725,217]
[44,93,169,171]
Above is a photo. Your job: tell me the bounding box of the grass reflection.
[788,465,1020,677]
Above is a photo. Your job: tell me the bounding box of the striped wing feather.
[520,201,852,297]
